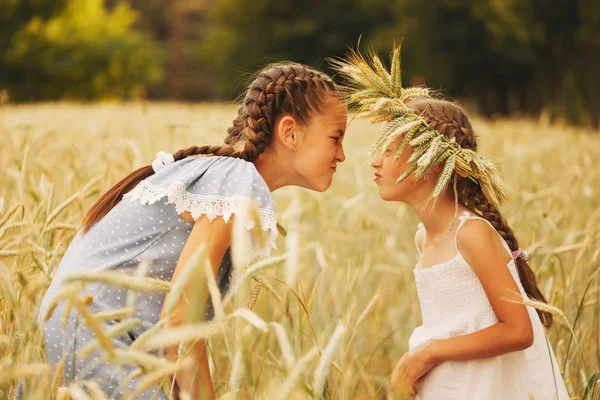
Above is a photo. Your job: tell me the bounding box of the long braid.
[81,62,338,233]
[170,64,336,162]
[409,98,553,328]
[463,182,553,328]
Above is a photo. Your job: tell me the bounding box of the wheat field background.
[0,103,599,399]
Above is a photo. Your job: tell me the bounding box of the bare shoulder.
[456,217,512,270]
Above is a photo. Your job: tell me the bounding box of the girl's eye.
[331,136,342,143]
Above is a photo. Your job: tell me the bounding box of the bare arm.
[159,211,233,399]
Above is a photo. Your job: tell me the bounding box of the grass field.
[1,103,599,399]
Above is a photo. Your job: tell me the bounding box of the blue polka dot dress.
[37,156,278,399]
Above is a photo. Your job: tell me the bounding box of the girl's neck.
[252,148,292,192]
[411,195,469,236]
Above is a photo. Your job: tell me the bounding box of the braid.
[224,108,246,145]
[82,63,338,233]
[179,63,337,163]
[463,183,553,328]
[172,144,244,160]
[409,98,553,328]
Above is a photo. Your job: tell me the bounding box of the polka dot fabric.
[37,156,277,398]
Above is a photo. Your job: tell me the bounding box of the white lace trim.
[123,180,278,262]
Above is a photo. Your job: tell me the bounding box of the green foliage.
[0,0,598,126]
[2,0,163,100]
[378,0,600,127]
[198,0,394,97]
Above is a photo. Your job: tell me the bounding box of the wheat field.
[0,102,599,399]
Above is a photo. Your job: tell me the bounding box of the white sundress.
[409,211,569,399]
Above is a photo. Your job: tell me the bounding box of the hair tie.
[151,151,175,173]
[512,249,532,262]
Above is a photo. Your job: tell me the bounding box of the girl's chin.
[306,176,334,192]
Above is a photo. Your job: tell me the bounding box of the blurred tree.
[0,0,68,98]
[199,0,394,98]
[1,0,163,100]
[170,0,186,99]
[470,0,600,126]
[369,0,599,127]
[1,0,598,126]
[121,0,213,100]
[374,0,532,116]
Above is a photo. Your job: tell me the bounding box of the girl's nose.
[336,145,346,162]
[371,154,382,168]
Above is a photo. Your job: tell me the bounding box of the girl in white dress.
[334,46,569,399]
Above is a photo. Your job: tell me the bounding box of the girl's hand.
[391,344,436,396]
[391,353,415,396]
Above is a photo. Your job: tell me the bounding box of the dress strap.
[455,211,513,259]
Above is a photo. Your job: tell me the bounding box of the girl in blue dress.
[37,63,348,399]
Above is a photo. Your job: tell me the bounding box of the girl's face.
[292,94,348,192]
[371,140,423,202]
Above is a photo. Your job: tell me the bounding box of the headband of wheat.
[331,43,508,208]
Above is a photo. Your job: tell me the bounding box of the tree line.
[1,0,598,127]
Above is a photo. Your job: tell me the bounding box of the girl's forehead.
[327,95,347,114]
[318,95,347,125]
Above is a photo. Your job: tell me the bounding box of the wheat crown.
[331,42,508,207]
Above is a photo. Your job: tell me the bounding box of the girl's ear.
[275,116,298,151]
[276,115,298,146]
